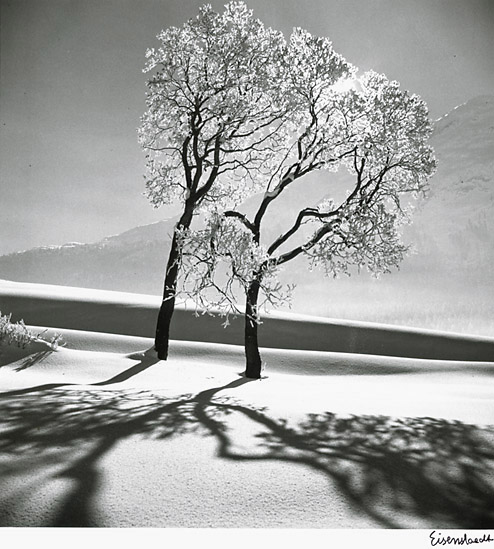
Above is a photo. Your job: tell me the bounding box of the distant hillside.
[0,220,175,294]
[405,95,494,275]
[1,95,493,306]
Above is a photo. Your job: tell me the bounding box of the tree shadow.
[0,378,493,528]
[93,347,160,386]
[1,347,160,397]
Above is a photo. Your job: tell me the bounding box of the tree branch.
[273,219,341,266]
[195,135,222,203]
[223,211,257,234]
[267,207,339,256]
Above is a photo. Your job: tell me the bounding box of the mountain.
[1,95,493,314]
[405,95,494,275]
[0,220,175,295]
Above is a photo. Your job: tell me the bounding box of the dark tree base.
[244,367,261,380]
[154,345,169,361]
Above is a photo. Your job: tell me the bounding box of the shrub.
[0,311,63,350]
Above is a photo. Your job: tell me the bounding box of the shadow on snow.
[0,374,493,528]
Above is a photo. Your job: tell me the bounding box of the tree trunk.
[244,279,262,379]
[154,202,194,360]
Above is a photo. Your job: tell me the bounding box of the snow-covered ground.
[1,280,493,530]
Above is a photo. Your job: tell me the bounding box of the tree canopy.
[138,1,292,212]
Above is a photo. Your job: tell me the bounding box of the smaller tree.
[179,66,436,378]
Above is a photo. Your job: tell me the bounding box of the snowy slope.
[406,95,494,273]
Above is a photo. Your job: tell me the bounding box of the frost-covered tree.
[179,61,437,378]
[138,2,291,359]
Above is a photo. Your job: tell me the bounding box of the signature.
[430,531,494,546]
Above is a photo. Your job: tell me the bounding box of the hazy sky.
[1,0,493,255]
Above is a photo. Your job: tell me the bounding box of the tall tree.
[179,53,437,377]
[138,2,290,359]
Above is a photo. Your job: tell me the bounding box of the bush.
[0,311,63,350]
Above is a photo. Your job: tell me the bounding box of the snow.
[0,278,161,305]
[1,281,494,529]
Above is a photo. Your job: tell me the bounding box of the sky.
[1,0,493,255]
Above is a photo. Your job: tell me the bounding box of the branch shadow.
[0,377,493,528]
[15,349,54,371]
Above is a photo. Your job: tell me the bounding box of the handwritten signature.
[430,531,494,546]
